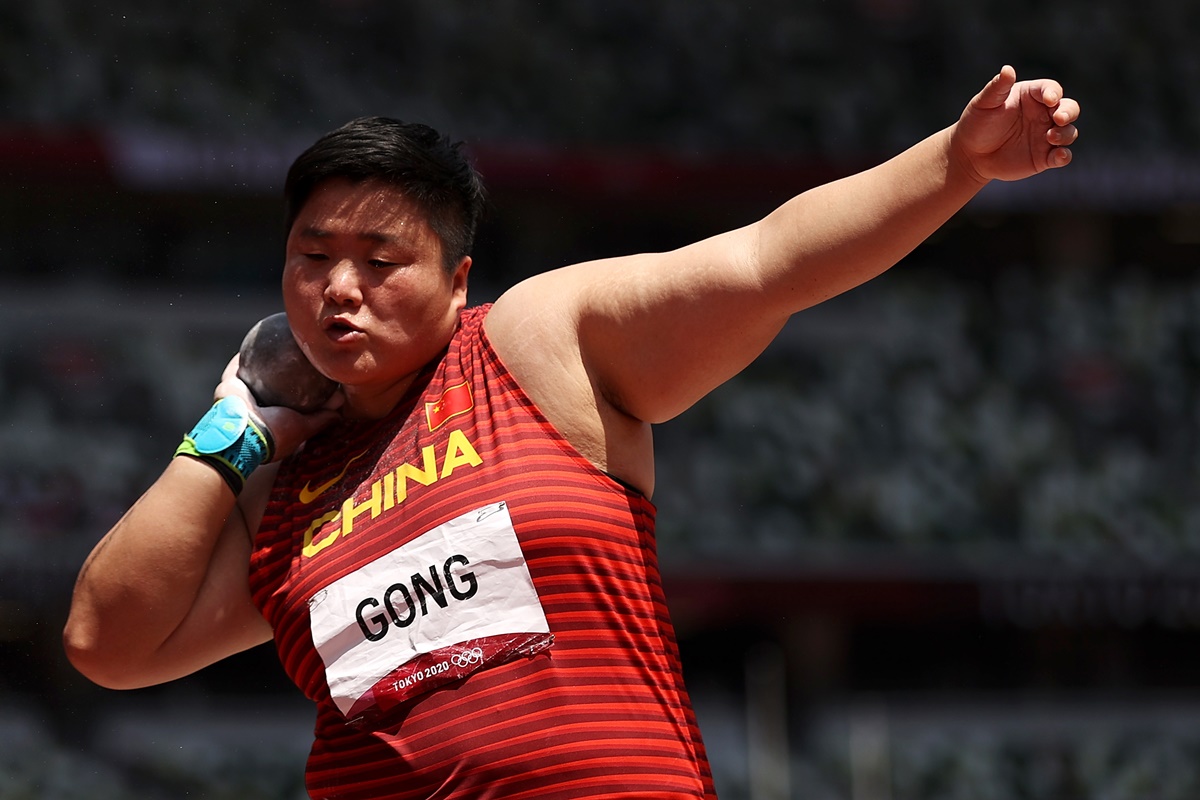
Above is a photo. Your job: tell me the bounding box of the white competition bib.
[307,501,553,725]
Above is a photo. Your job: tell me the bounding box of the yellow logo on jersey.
[299,450,370,504]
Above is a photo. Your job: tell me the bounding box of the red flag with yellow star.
[425,381,474,431]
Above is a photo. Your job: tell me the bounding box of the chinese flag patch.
[425,381,474,431]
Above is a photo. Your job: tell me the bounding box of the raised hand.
[951,64,1080,184]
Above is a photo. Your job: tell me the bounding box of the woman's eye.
[368,259,397,268]
[304,253,329,262]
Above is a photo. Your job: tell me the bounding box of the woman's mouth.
[322,316,365,342]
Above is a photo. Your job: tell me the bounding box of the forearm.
[64,456,239,681]
[756,125,985,312]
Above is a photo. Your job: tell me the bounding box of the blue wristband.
[175,396,275,495]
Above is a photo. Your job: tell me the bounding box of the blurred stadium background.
[3,1,1200,798]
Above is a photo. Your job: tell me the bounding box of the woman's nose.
[324,259,363,306]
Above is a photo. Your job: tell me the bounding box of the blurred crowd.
[3,0,1198,158]
[3,3,1200,798]
[2,0,1196,574]
[4,260,1200,574]
[0,290,277,575]
[655,263,1200,570]
[4,692,1200,800]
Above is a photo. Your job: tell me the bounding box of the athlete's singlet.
[250,305,717,799]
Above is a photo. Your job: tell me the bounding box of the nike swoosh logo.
[299,450,369,504]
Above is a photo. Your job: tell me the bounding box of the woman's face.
[282,178,471,419]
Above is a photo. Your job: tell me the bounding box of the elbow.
[62,620,154,691]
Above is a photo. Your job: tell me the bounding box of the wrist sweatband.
[175,396,275,495]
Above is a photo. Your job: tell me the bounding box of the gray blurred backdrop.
[3,2,1200,798]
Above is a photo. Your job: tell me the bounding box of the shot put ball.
[237,312,339,412]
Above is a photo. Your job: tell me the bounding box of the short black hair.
[283,117,487,269]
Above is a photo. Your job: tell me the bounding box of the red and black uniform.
[250,305,717,799]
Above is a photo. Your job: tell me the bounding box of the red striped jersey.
[250,305,717,799]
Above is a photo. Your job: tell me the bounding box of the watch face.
[192,396,251,454]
